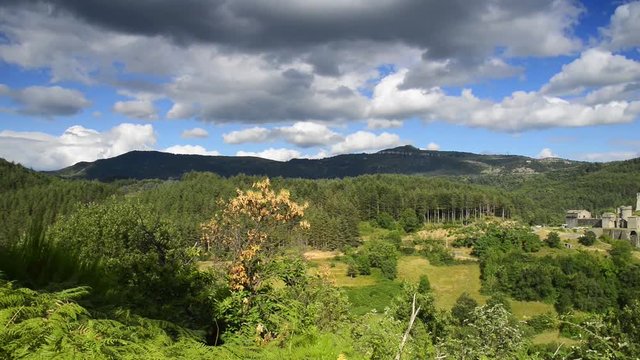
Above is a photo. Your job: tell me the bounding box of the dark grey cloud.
[3,0,581,61]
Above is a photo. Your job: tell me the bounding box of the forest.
[2,157,640,359]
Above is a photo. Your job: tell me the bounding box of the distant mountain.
[47,145,584,181]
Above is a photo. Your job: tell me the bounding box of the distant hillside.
[48,145,583,181]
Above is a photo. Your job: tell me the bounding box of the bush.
[421,240,455,266]
[354,253,371,275]
[380,230,403,249]
[376,212,396,230]
[418,275,431,293]
[400,246,416,255]
[486,292,511,312]
[545,232,561,248]
[526,313,557,334]
[578,231,596,246]
[379,258,398,280]
[399,208,420,233]
[347,262,358,278]
[451,292,478,325]
[365,240,399,280]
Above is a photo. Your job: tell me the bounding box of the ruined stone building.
[565,193,640,247]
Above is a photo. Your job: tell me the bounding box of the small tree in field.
[579,231,597,246]
[545,231,561,248]
[200,178,309,294]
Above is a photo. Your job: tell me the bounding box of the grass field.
[304,223,583,346]
[396,256,487,309]
[310,254,556,321]
[532,330,579,346]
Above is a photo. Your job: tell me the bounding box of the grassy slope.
[311,255,556,320]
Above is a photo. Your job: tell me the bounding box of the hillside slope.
[49,145,582,181]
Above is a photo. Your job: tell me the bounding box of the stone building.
[565,193,640,247]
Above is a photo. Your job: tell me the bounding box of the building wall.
[576,218,602,228]
[602,216,616,228]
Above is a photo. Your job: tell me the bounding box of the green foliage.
[5,159,640,357]
[0,220,104,289]
[482,249,624,313]
[379,230,403,249]
[346,258,358,278]
[578,231,597,246]
[0,280,219,359]
[439,303,527,359]
[559,305,640,359]
[354,253,371,275]
[391,281,447,343]
[545,231,561,248]
[609,240,634,269]
[418,275,431,293]
[451,292,478,325]
[344,281,403,316]
[486,292,511,313]
[375,212,396,230]
[399,208,420,233]
[525,312,557,334]
[419,239,455,266]
[362,239,399,280]
[47,200,217,328]
[467,223,542,257]
[352,311,408,360]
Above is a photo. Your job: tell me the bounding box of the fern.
[0,280,229,359]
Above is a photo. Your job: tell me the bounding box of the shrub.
[451,292,478,325]
[399,208,420,233]
[376,212,396,230]
[526,313,557,334]
[545,232,561,248]
[578,231,596,246]
[354,253,371,275]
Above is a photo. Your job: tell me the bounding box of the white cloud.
[575,151,638,162]
[601,1,640,50]
[223,127,270,144]
[0,123,156,170]
[425,142,440,151]
[223,122,342,147]
[274,122,342,147]
[542,49,640,95]
[167,102,196,119]
[583,83,640,105]
[0,85,91,117]
[368,69,443,119]
[537,148,557,158]
[113,99,158,120]
[181,127,209,139]
[367,69,640,132]
[330,131,401,154]
[163,144,219,156]
[366,118,403,129]
[236,148,301,162]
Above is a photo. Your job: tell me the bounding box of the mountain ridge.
[45,145,586,181]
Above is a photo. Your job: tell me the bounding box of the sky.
[0,0,639,170]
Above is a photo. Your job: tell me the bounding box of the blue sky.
[0,0,639,169]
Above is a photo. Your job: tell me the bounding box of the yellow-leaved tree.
[201,178,309,294]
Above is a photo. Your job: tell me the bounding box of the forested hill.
[0,158,52,192]
[49,145,582,181]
